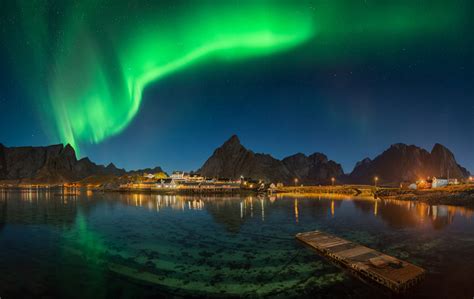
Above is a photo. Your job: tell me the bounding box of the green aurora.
[2,0,469,154]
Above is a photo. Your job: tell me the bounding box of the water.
[1,189,474,298]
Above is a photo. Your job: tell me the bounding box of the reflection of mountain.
[204,197,247,233]
[356,200,421,228]
[0,196,6,232]
[0,190,100,227]
[351,199,472,230]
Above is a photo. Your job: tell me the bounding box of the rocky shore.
[375,185,474,206]
[276,185,474,206]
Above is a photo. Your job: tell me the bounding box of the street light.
[374,176,379,187]
[294,178,298,187]
[331,177,335,186]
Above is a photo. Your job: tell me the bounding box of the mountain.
[349,143,470,184]
[198,135,343,184]
[0,143,125,183]
[127,166,166,176]
[198,135,292,182]
[282,153,344,184]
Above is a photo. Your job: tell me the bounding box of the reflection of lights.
[331,200,335,217]
[294,198,299,223]
[374,200,378,216]
[250,197,253,218]
[261,198,265,222]
[240,201,243,219]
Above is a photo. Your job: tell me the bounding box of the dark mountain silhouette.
[282,152,344,184]
[198,135,343,184]
[0,143,125,183]
[349,143,470,184]
[127,166,166,176]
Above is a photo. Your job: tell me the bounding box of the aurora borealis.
[0,0,473,172]
[4,1,315,152]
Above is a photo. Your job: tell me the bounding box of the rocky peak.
[0,143,126,183]
[391,143,407,150]
[431,143,454,159]
[224,134,240,146]
[62,144,77,159]
[199,135,344,184]
[219,135,245,153]
[282,153,307,164]
[127,166,165,176]
[308,152,328,164]
[355,157,372,169]
[350,142,469,184]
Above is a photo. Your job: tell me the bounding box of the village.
[405,176,468,190]
[118,171,276,193]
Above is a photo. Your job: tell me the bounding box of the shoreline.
[2,184,474,206]
[275,185,474,206]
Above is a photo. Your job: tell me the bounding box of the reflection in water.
[1,189,473,231]
[351,198,474,230]
[294,198,299,223]
[1,189,474,298]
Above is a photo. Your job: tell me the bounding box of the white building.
[432,177,448,188]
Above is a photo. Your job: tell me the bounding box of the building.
[432,177,448,188]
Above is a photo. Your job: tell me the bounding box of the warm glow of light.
[294,198,299,223]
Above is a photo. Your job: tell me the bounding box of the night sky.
[0,0,472,173]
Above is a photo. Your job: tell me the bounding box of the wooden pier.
[296,231,425,293]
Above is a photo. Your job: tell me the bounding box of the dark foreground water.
[1,190,474,298]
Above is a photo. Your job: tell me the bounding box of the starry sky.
[0,0,473,173]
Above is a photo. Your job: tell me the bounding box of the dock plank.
[296,231,425,293]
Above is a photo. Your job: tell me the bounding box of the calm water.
[1,190,474,298]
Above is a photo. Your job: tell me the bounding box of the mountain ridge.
[0,143,125,183]
[198,135,344,184]
[349,142,470,184]
[1,137,470,185]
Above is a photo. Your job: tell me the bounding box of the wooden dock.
[296,231,425,293]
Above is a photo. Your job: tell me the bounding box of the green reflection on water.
[59,210,108,298]
[2,190,474,298]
